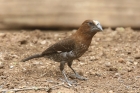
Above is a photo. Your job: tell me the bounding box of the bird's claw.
[60,78,77,86]
[67,80,76,86]
[70,73,88,80]
[76,74,88,80]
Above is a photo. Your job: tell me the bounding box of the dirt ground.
[0,28,140,93]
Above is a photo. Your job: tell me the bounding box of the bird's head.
[75,20,103,40]
[78,20,103,35]
[72,20,103,46]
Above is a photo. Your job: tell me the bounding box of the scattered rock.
[134,62,138,65]
[19,40,28,44]
[127,51,131,54]
[113,73,120,78]
[89,56,95,61]
[40,40,46,45]
[0,62,4,69]
[127,67,133,72]
[0,28,139,92]
[134,54,140,59]
[0,33,6,37]
[108,67,118,72]
[109,90,114,93]
[10,65,14,69]
[118,58,126,63]
[105,62,111,67]
[94,73,101,77]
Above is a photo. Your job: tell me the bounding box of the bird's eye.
[88,22,93,25]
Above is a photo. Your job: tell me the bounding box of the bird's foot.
[75,74,88,80]
[66,80,76,86]
[70,73,88,80]
[60,78,77,86]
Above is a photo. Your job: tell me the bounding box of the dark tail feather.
[21,54,43,62]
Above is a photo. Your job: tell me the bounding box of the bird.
[21,20,103,86]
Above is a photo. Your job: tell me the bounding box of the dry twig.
[0,82,65,92]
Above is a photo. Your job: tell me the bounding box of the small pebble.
[109,90,114,93]
[118,58,125,63]
[0,62,4,69]
[105,62,111,67]
[134,54,140,59]
[113,73,120,78]
[127,51,131,54]
[127,68,133,72]
[40,40,46,45]
[10,65,14,69]
[109,67,118,72]
[134,62,138,65]
[19,40,27,44]
[0,33,6,37]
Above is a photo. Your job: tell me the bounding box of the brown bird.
[21,20,103,86]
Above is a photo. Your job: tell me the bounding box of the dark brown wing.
[41,37,75,55]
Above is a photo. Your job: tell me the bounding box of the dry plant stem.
[0,83,64,92]
[0,87,49,92]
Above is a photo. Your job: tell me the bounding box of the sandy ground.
[0,28,140,93]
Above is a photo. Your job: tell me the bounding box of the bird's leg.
[67,61,87,80]
[60,61,75,86]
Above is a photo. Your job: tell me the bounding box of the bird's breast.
[73,42,89,58]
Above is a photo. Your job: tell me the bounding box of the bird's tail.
[21,54,43,62]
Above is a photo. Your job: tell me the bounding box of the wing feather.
[42,37,75,55]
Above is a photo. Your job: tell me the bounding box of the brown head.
[70,20,103,58]
[76,20,103,39]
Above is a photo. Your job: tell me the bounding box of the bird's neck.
[73,31,97,47]
[83,32,97,40]
[77,28,97,39]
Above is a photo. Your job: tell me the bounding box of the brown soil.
[0,28,140,93]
